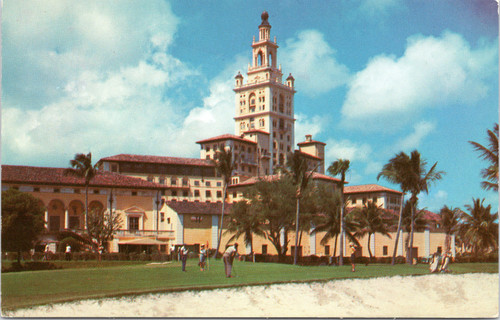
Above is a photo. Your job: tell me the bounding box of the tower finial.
[260,11,270,27]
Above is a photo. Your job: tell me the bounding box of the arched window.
[249,93,256,112]
[257,51,264,66]
[89,201,104,215]
[268,52,273,67]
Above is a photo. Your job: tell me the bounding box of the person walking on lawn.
[223,243,238,278]
[199,244,207,271]
[180,245,189,272]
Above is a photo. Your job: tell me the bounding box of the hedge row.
[2,261,62,273]
[3,251,497,264]
[2,252,175,262]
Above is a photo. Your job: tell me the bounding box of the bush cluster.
[2,261,62,273]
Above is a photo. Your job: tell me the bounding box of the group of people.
[173,243,239,277]
[429,251,452,273]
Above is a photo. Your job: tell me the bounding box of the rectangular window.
[206,181,211,187]
[206,190,211,197]
[129,217,139,231]
[262,244,268,254]
[194,190,200,197]
[217,191,222,198]
[171,178,177,185]
[159,178,165,184]
[233,192,237,198]
[160,212,165,222]
[325,245,330,256]
[167,217,171,224]
[182,190,188,197]
[194,180,200,186]
[171,191,177,197]
[383,246,388,256]
[217,181,222,187]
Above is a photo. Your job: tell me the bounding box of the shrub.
[2,261,62,273]
[58,237,82,252]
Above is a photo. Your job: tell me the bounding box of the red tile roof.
[196,134,257,145]
[296,150,323,161]
[243,129,270,135]
[421,210,441,222]
[100,154,214,167]
[344,184,402,195]
[297,139,326,146]
[2,165,166,190]
[166,201,232,215]
[228,172,341,188]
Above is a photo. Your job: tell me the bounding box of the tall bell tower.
[234,11,296,175]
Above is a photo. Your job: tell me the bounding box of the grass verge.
[2,259,497,311]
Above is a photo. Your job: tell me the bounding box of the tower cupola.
[258,11,271,41]
[286,73,295,87]
[235,71,243,87]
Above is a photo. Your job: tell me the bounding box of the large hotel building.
[2,12,451,258]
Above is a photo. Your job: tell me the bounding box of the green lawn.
[2,259,498,311]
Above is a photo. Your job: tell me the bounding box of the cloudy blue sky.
[2,0,498,212]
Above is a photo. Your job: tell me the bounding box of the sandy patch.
[4,273,498,318]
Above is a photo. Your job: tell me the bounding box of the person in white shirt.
[222,243,238,278]
[180,245,188,272]
[199,244,207,271]
[65,245,72,261]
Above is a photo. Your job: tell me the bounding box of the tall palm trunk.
[367,233,373,259]
[294,197,300,265]
[408,200,416,264]
[215,183,228,258]
[339,192,344,266]
[391,193,405,265]
[333,234,338,258]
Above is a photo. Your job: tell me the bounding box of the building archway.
[47,199,65,232]
[89,200,104,215]
[68,200,84,230]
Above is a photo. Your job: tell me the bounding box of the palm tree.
[469,123,499,191]
[378,150,444,264]
[327,159,350,265]
[212,147,235,258]
[439,205,463,253]
[400,200,428,256]
[351,201,391,260]
[312,186,359,260]
[311,186,341,256]
[286,151,315,265]
[64,152,100,234]
[460,198,498,256]
[224,200,266,261]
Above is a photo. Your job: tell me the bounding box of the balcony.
[115,229,175,239]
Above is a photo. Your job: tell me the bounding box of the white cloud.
[280,30,350,96]
[341,31,497,131]
[2,0,179,109]
[294,114,327,146]
[325,138,372,163]
[395,121,436,151]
